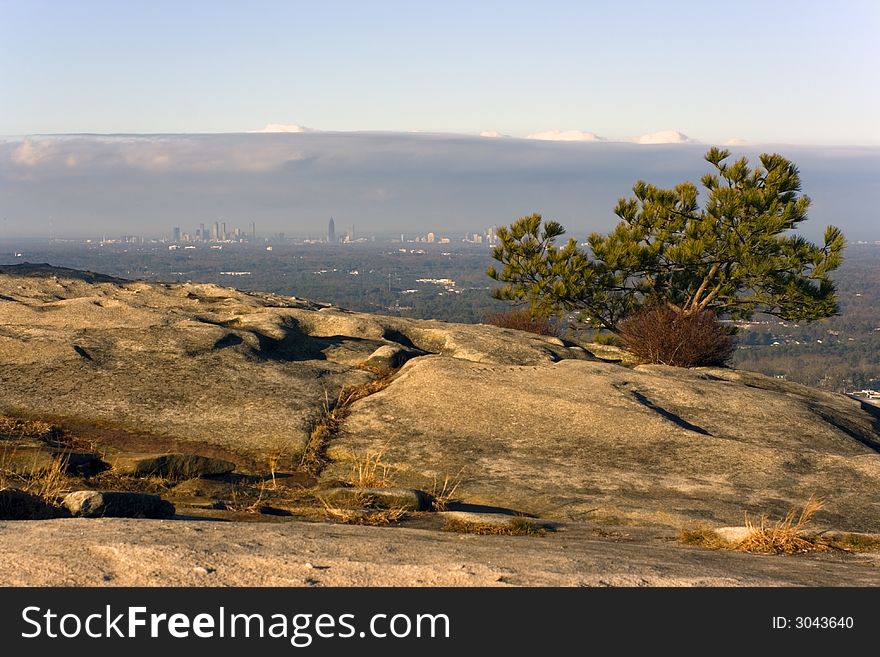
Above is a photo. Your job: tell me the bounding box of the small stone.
[193,566,209,575]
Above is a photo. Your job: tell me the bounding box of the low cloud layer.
[0,132,876,241]
[527,130,603,142]
[254,123,317,133]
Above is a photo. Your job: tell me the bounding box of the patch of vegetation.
[618,304,735,367]
[680,497,836,555]
[0,454,73,505]
[0,416,60,442]
[346,444,396,489]
[320,501,408,526]
[299,370,399,476]
[483,309,559,336]
[738,497,826,554]
[815,533,880,553]
[429,469,464,512]
[678,528,730,550]
[442,516,547,537]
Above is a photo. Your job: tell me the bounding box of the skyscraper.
[172,226,180,242]
[328,217,336,243]
[211,221,219,241]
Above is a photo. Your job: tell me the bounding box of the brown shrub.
[617,304,735,367]
[483,309,559,336]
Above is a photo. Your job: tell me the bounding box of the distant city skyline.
[1,1,877,145]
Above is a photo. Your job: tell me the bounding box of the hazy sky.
[2,134,877,241]
[1,0,878,144]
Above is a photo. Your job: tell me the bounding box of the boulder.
[112,453,235,480]
[320,487,434,511]
[0,487,59,520]
[63,490,175,518]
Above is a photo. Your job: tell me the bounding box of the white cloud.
[479,130,507,138]
[526,129,603,142]
[632,130,696,144]
[723,137,750,146]
[254,123,316,133]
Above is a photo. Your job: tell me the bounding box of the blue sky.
[2,0,878,144]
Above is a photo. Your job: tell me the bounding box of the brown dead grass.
[300,371,399,475]
[483,309,559,337]
[0,416,60,442]
[680,497,830,555]
[738,496,826,554]
[678,528,729,550]
[320,498,408,525]
[347,445,396,489]
[0,451,76,505]
[429,469,464,511]
[815,533,880,553]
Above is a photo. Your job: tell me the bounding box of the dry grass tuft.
[0,451,76,505]
[680,497,830,555]
[347,445,396,489]
[738,496,825,554]
[678,528,729,550]
[430,468,464,511]
[319,498,407,525]
[28,456,71,503]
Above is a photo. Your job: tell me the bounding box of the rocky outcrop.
[326,356,880,531]
[0,263,582,463]
[1,263,879,535]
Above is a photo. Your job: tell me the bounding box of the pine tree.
[487,148,845,332]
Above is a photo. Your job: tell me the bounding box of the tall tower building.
[221,222,227,241]
[172,226,180,242]
[211,221,219,241]
[328,217,336,243]
[199,223,206,242]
